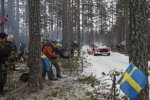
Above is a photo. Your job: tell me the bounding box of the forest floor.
[0,62,105,100]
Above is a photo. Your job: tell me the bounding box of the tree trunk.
[0,0,5,32]
[77,0,80,57]
[81,4,84,44]
[28,0,43,90]
[25,0,29,42]
[15,0,20,48]
[62,0,67,47]
[124,0,129,53]
[67,0,72,53]
[62,0,72,54]
[129,0,149,99]
[7,0,15,35]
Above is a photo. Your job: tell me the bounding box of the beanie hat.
[0,32,7,39]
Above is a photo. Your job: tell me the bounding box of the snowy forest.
[0,0,150,100]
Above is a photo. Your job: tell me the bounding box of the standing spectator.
[0,32,12,94]
[116,41,121,51]
[7,34,18,70]
[42,42,62,78]
[41,53,57,81]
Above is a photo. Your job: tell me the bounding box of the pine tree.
[28,0,43,90]
[0,0,5,32]
[129,0,149,99]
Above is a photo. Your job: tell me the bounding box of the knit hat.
[0,32,7,39]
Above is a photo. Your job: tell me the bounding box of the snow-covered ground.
[82,45,129,78]
[81,45,150,99]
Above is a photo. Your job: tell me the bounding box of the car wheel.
[107,53,110,56]
[94,54,97,56]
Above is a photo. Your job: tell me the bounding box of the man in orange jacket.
[42,42,62,78]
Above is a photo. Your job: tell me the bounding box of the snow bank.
[81,45,150,99]
[82,45,129,78]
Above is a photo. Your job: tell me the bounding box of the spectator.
[41,52,57,81]
[0,32,12,94]
[18,41,26,61]
[71,41,79,57]
[116,41,121,51]
[7,34,18,70]
[42,42,62,78]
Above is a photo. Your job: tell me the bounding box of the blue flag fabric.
[118,63,148,100]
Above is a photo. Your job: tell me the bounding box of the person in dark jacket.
[17,41,26,62]
[0,32,12,94]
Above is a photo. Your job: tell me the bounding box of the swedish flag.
[118,63,148,100]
